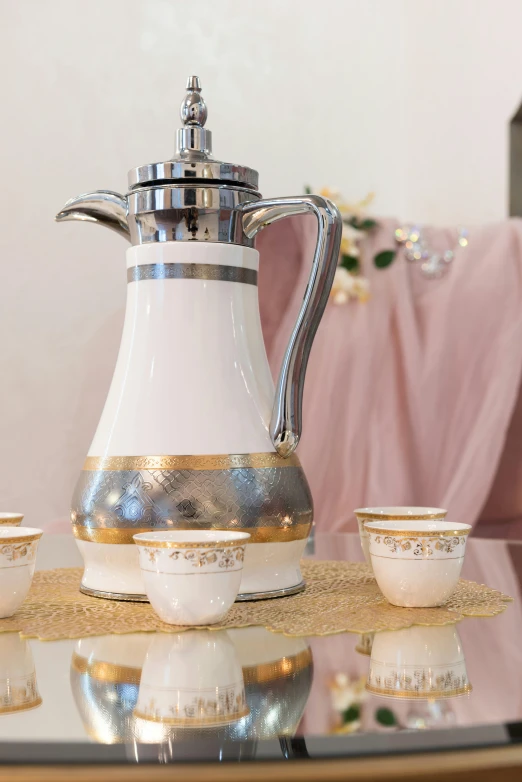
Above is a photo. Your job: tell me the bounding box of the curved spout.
[55,190,130,240]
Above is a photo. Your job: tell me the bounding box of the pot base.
[79,580,306,603]
[75,538,308,603]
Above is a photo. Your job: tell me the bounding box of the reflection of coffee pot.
[70,634,151,743]
[70,627,313,753]
[56,76,342,602]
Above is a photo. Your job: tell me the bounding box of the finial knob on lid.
[176,75,211,158]
[180,76,208,127]
[127,75,258,189]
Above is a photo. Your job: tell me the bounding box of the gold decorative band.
[71,653,142,685]
[242,648,313,685]
[355,512,447,521]
[73,523,311,545]
[134,536,249,549]
[0,697,42,714]
[363,524,470,538]
[132,705,250,726]
[365,683,472,699]
[83,452,301,471]
[0,516,23,524]
[71,649,312,687]
[127,263,258,286]
[0,532,42,545]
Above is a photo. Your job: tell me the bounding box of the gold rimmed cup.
[364,520,471,607]
[0,513,24,527]
[0,527,43,618]
[134,530,250,625]
[354,507,447,566]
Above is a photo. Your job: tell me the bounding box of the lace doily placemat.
[0,562,512,641]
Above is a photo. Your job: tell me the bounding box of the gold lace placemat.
[0,562,512,641]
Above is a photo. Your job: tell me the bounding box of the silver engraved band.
[71,464,313,545]
[127,263,258,285]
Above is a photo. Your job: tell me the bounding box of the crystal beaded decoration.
[395,225,468,279]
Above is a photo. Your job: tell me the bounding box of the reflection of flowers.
[329,671,400,733]
[329,673,367,733]
[330,672,368,712]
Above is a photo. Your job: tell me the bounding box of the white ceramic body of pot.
[71,242,313,600]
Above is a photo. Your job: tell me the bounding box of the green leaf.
[375,707,397,727]
[374,249,396,269]
[347,217,378,231]
[342,704,361,724]
[340,254,360,273]
[304,185,312,195]
[357,218,378,231]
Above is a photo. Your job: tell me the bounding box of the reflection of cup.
[0,633,41,714]
[134,631,247,731]
[130,627,313,762]
[366,625,471,700]
[355,633,375,657]
[70,634,151,743]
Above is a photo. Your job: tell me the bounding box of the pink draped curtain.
[258,216,522,535]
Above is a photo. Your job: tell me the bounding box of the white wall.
[1,0,522,527]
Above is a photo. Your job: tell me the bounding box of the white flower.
[340,223,365,258]
[330,267,370,304]
[351,275,370,302]
[319,187,375,221]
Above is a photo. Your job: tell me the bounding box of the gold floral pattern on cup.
[371,533,468,558]
[145,546,245,568]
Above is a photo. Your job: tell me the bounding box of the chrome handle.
[240,195,342,456]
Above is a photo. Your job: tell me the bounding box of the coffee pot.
[56,76,342,601]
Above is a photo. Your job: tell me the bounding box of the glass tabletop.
[0,533,521,770]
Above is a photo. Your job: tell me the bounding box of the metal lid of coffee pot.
[128,76,259,192]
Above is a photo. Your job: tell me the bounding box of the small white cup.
[134,530,250,625]
[365,520,470,607]
[355,507,447,566]
[366,625,471,700]
[0,513,24,527]
[0,527,43,618]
